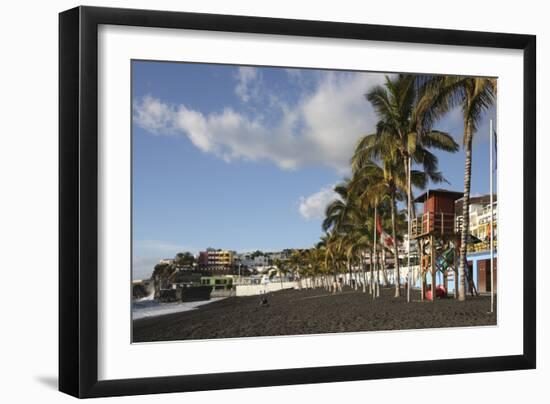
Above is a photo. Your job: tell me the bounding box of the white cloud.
[298,186,339,220]
[133,71,386,173]
[133,95,175,134]
[299,72,382,172]
[234,66,259,102]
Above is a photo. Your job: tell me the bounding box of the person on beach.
[259,291,269,307]
[332,278,342,293]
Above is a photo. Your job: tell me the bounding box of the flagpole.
[407,156,411,303]
[490,119,494,313]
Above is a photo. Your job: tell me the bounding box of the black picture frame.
[59,5,536,398]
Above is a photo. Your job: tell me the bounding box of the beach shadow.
[36,375,58,390]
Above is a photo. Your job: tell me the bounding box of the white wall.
[236,282,296,296]
[0,1,547,403]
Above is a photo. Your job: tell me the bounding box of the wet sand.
[132,287,496,343]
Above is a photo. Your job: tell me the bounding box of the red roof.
[413,189,463,203]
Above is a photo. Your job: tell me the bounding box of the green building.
[200,276,234,290]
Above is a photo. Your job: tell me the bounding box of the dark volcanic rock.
[132,287,496,343]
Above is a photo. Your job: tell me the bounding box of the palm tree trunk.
[391,195,401,297]
[348,258,353,288]
[403,154,417,220]
[376,251,382,297]
[369,254,374,295]
[404,154,422,283]
[382,251,389,286]
[376,202,378,294]
[458,124,473,301]
[406,157,423,288]
[362,254,367,293]
[351,263,355,290]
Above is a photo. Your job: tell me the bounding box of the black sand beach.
[132,287,496,343]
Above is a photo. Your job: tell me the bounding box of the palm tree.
[325,231,349,292]
[338,231,358,290]
[421,76,495,300]
[299,250,312,289]
[351,151,430,297]
[351,148,405,297]
[174,251,195,268]
[323,180,359,287]
[273,258,287,289]
[313,241,331,290]
[323,178,377,295]
[289,249,305,289]
[314,237,332,289]
[311,246,329,289]
[352,208,376,293]
[364,74,459,214]
[303,247,325,289]
[361,74,459,299]
[343,224,373,293]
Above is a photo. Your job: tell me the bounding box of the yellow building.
[199,249,234,269]
[207,250,233,266]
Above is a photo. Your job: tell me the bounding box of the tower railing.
[411,212,456,238]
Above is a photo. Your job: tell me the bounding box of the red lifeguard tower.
[411,189,463,301]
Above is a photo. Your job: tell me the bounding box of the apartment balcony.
[468,239,498,253]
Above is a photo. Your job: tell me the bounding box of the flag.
[376,215,394,249]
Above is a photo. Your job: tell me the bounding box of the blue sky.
[132,61,496,279]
